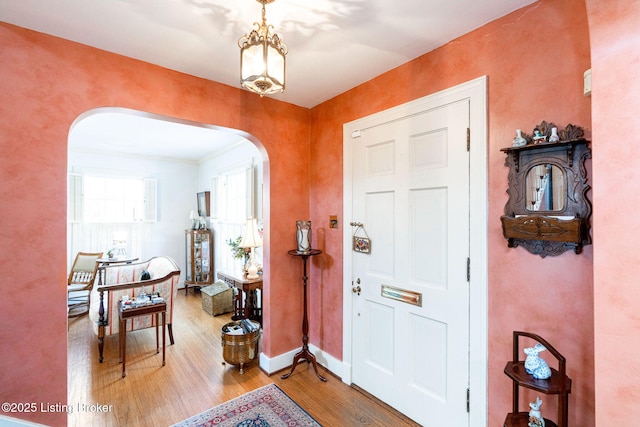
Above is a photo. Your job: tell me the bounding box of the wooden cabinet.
[500,122,591,257]
[503,331,571,427]
[184,229,213,294]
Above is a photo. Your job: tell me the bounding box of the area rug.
[171,383,322,427]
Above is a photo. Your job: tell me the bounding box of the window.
[212,161,257,272]
[68,175,157,223]
[84,176,143,223]
[218,167,252,222]
[67,174,157,266]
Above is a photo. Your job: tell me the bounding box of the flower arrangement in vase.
[226,236,251,272]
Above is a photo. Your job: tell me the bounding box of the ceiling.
[69,109,251,162]
[1,0,535,160]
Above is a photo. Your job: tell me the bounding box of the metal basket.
[221,320,261,374]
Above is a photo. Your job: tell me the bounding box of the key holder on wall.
[350,222,371,254]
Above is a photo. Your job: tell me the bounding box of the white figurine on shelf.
[524,343,552,379]
[528,397,545,427]
[512,129,527,147]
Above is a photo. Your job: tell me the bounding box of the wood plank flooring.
[67,290,420,426]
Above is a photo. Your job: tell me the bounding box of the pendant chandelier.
[238,0,287,96]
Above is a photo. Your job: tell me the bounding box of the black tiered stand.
[281,249,327,382]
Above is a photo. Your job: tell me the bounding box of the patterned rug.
[171,383,322,427]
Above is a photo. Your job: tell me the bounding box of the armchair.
[89,256,180,362]
[67,251,103,317]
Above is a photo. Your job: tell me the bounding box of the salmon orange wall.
[585,1,640,424]
[0,22,310,426]
[309,0,594,425]
[0,0,602,425]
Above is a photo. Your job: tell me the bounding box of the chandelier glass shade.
[238,0,287,96]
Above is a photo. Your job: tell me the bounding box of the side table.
[281,249,327,382]
[217,271,263,324]
[118,301,166,378]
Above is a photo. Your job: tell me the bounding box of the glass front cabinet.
[184,229,213,294]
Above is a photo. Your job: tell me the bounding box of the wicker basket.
[201,281,233,316]
[221,320,261,374]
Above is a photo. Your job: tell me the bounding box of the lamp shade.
[239,218,263,248]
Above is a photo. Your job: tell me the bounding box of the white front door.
[348,99,471,426]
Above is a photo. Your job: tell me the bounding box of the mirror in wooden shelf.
[500,122,592,257]
[526,164,565,211]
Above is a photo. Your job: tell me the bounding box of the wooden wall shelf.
[500,131,591,257]
[500,214,587,255]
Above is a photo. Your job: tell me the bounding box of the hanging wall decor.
[350,222,371,254]
[500,121,592,257]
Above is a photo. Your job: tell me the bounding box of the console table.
[118,301,166,378]
[217,271,263,324]
[281,249,327,382]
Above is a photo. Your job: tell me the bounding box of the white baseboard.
[259,345,347,382]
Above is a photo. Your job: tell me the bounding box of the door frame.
[342,76,488,426]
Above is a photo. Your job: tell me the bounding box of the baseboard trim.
[259,344,346,380]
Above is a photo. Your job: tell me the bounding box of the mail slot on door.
[381,284,422,307]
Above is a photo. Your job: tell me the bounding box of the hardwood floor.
[67,290,420,426]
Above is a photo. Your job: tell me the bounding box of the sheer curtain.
[68,222,151,262]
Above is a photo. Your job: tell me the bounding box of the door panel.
[411,315,447,399]
[365,300,394,373]
[365,191,395,278]
[411,187,448,287]
[351,100,470,426]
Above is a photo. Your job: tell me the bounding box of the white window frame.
[68,174,157,224]
[211,160,256,273]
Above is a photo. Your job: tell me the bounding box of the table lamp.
[239,218,263,279]
[189,210,200,230]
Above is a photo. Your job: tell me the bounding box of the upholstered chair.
[67,251,103,317]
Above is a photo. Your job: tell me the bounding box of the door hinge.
[466,257,471,282]
[466,128,470,151]
[466,388,470,412]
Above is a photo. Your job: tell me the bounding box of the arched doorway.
[66,106,271,374]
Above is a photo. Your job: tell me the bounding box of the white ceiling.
[69,109,250,162]
[1,0,535,160]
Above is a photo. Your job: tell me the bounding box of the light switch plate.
[584,69,592,96]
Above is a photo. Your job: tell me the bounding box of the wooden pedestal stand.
[281,249,327,382]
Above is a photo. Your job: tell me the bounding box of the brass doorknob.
[352,286,361,295]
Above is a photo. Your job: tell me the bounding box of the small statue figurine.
[532,129,547,144]
[528,397,545,427]
[524,343,552,379]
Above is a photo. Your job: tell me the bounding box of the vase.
[296,220,312,253]
[512,129,527,147]
[549,127,559,143]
